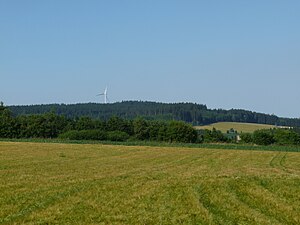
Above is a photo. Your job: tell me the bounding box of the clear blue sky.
[1,1,300,118]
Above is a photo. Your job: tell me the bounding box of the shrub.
[107,131,129,142]
[240,133,253,143]
[58,130,80,140]
[273,129,300,145]
[59,130,107,140]
[252,130,275,145]
[133,118,149,140]
[166,121,198,143]
[200,128,228,143]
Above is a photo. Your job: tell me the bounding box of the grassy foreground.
[0,142,300,224]
[195,122,277,133]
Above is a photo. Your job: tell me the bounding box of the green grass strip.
[1,138,300,152]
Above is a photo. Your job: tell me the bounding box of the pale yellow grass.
[0,142,299,224]
[195,122,278,133]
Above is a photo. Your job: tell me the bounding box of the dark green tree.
[252,129,275,145]
[240,133,253,143]
[166,121,198,143]
[0,105,18,138]
[133,117,149,140]
[273,129,300,145]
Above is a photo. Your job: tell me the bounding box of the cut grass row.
[0,142,300,224]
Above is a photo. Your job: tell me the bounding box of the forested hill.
[8,101,300,127]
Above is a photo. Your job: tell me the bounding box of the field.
[1,142,300,224]
[195,122,278,133]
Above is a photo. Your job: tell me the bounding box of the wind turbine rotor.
[96,86,108,103]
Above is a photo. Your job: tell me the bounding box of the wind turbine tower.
[97,86,108,104]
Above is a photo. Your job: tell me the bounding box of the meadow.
[0,141,300,224]
[195,122,278,133]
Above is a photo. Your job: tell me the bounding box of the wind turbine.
[97,87,108,103]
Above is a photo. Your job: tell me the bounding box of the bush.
[273,129,300,145]
[59,130,107,140]
[200,128,228,143]
[252,130,275,145]
[166,121,198,143]
[133,117,149,140]
[59,130,79,140]
[240,133,253,143]
[107,131,129,142]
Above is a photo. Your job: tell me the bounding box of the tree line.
[0,103,198,143]
[9,101,300,127]
[2,102,300,146]
[197,127,300,146]
[240,128,300,146]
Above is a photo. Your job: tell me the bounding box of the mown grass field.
[195,122,278,133]
[0,142,300,224]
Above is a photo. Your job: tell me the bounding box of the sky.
[1,0,300,118]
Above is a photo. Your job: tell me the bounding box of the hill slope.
[8,101,300,127]
[195,122,280,133]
